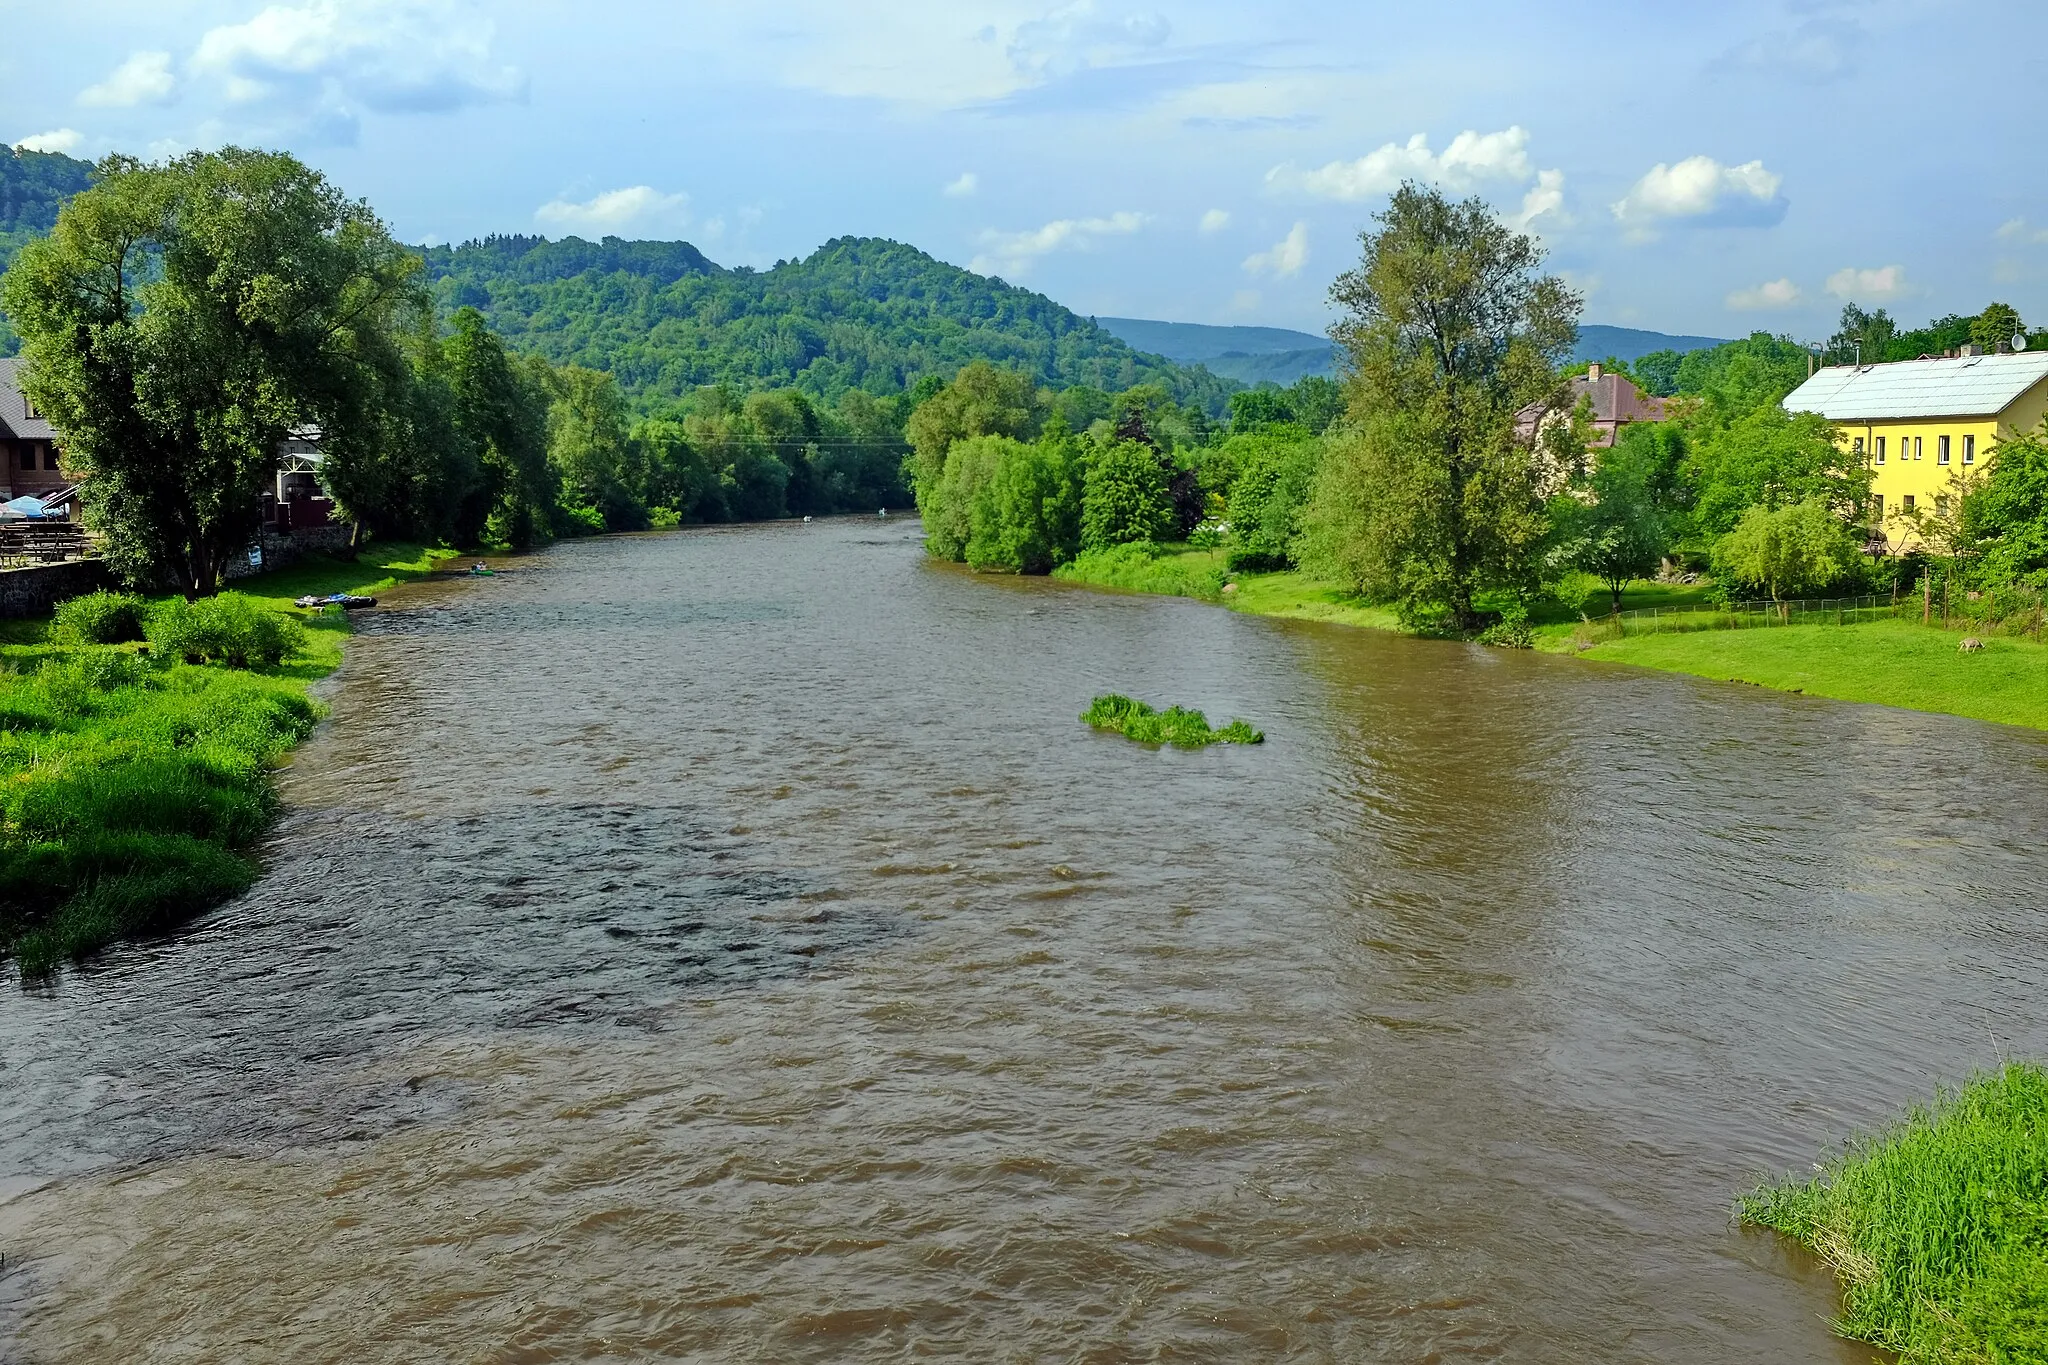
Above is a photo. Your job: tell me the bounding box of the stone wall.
[222,523,354,581]
[0,558,112,618]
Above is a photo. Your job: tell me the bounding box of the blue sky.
[4,1,2045,341]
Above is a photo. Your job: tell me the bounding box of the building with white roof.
[1782,349,2048,539]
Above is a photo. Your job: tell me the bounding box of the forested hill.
[1,147,93,234]
[419,234,1238,412]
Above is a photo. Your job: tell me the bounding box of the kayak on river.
[294,593,378,610]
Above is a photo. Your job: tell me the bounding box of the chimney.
[1959,343,1983,358]
[1586,362,1602,382]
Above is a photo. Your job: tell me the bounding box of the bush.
[965,437,1083,573]
[1712,499,1861,601]
[1225,429,1322,572]
[1081,440,1173,550]
[51,590,150,645]
[147,594,306,668]
[1053,544,1225,601]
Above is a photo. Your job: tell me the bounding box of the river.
[3,517,2045,1362]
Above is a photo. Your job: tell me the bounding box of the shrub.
[1081,440,1173,550]
[51,590,150,645]
[147,594,306,667]
[1713,498,1861,601]
[965,437,1083,573]
[1053,544,1225,601]
[1225,429,1322,572]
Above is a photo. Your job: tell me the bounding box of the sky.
[4,0,2046,341]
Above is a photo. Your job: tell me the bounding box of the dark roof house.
[0,357,69,501]
[1515,362,1670,449]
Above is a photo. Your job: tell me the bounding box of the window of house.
[1875,435,1886,463]
[1853,436,1865,456]
[1964,435,1976,465]
[21,396,37,422]
[1914,436,1924,460]
[1939,435,1951,465]
[1873,493,1885,519]
[1904,494,1916,513]
[43,445,58,471]
[1937,494,1951,517]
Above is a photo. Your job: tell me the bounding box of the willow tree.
[0,149,422,595]
[1300,182,1579,631]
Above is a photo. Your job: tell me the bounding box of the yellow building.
[1781,349,2048,545]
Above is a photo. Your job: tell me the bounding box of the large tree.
[1308,182,1579,630]
[0,148,423,595]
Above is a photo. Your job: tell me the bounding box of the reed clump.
[1738,1062,2048,1363]
[1081,693,1263,748]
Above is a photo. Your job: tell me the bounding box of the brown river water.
[4,516,2046,1362]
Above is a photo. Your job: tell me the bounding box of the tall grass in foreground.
[1053,544,1226,601]
[1739,1063,2048,1362]
[1082,694,1263,748]
[0,652,318,974]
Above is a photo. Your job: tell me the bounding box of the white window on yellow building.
[1938,494,1951,517]
[1964,435,1976,465]
[1875,435,1886,463]
[1904,494,1916,513]
[1939,434,1951,465]
[1914,436,1924,460]
[1873,492,1884,518]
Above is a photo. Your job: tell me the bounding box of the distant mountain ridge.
[1100,316,1732,387]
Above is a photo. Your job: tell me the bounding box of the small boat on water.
[295,593,377,610]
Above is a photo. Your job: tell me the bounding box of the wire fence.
[1581,586,2048,641]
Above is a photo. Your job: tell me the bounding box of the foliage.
[1560,443,1668,612]
[965,431,1083,573]
[1081,439,1174,550]
[418,234,1237,413]
[1685,406,1865,541]
[1712,499,1861,601]
[541,363,644,531]
[1475,603,1533,648]
[0,149,426,595]
[1224,427,1321,571]
[51,591,149,645]
[443,307,557,548]
[1739,1063,2048,1364]
[1081,693,1263,748]
[1966,429,2048,586]
[146,594,307,668]
[0,146,93,234]
[1053,543,1226,601]
[1310,183,1580,631]
[906,361,1047,505]
[0,658,318,973]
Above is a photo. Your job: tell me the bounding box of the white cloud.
[1243,222,1308,279]
[1825,264,1909,301]
[1997,218,2048,246]
[189,0,524,143]
[534,186,692,238]
[1198,208,1230,234]
[79,51,177,108]
[969,210,1146,279]
[943,172,979,198]
[1612,156,1786,237]
[1510,169,1568,232]
[1726,278,1802,310]
[1268,126,1535,201]
[14,130,84,154]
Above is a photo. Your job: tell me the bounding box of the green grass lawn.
[1586,617,2048,729]
[1,539,465,973]
[1220,568,1404,633]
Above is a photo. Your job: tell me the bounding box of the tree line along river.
[3,515,2042,1362]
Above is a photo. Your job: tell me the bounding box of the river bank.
[1052,544,2048,732]
[0,543,462,974]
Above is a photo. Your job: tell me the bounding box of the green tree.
[1286,375,1344,435]
[1306,182,1579,629]
[1713,499,1860,601]
[444,307,554,548]
[1081,439,1173,550]
[1229,388,1294,433]
[965,429,1084,573]
[0,149,423,595]
[1830,303,1899,365]
[1224,427,1321,571]
[543,364,644,532]
[905,362,1046,506]
[1685,406,1864,540]
[1972,302,2025,355]
[1563,443,1668,612]
[1966,430,2048,584]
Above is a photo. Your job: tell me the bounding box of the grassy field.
[0,541,463,974]
[1740,1063,2048,1363]
[1583,618,2048,730]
